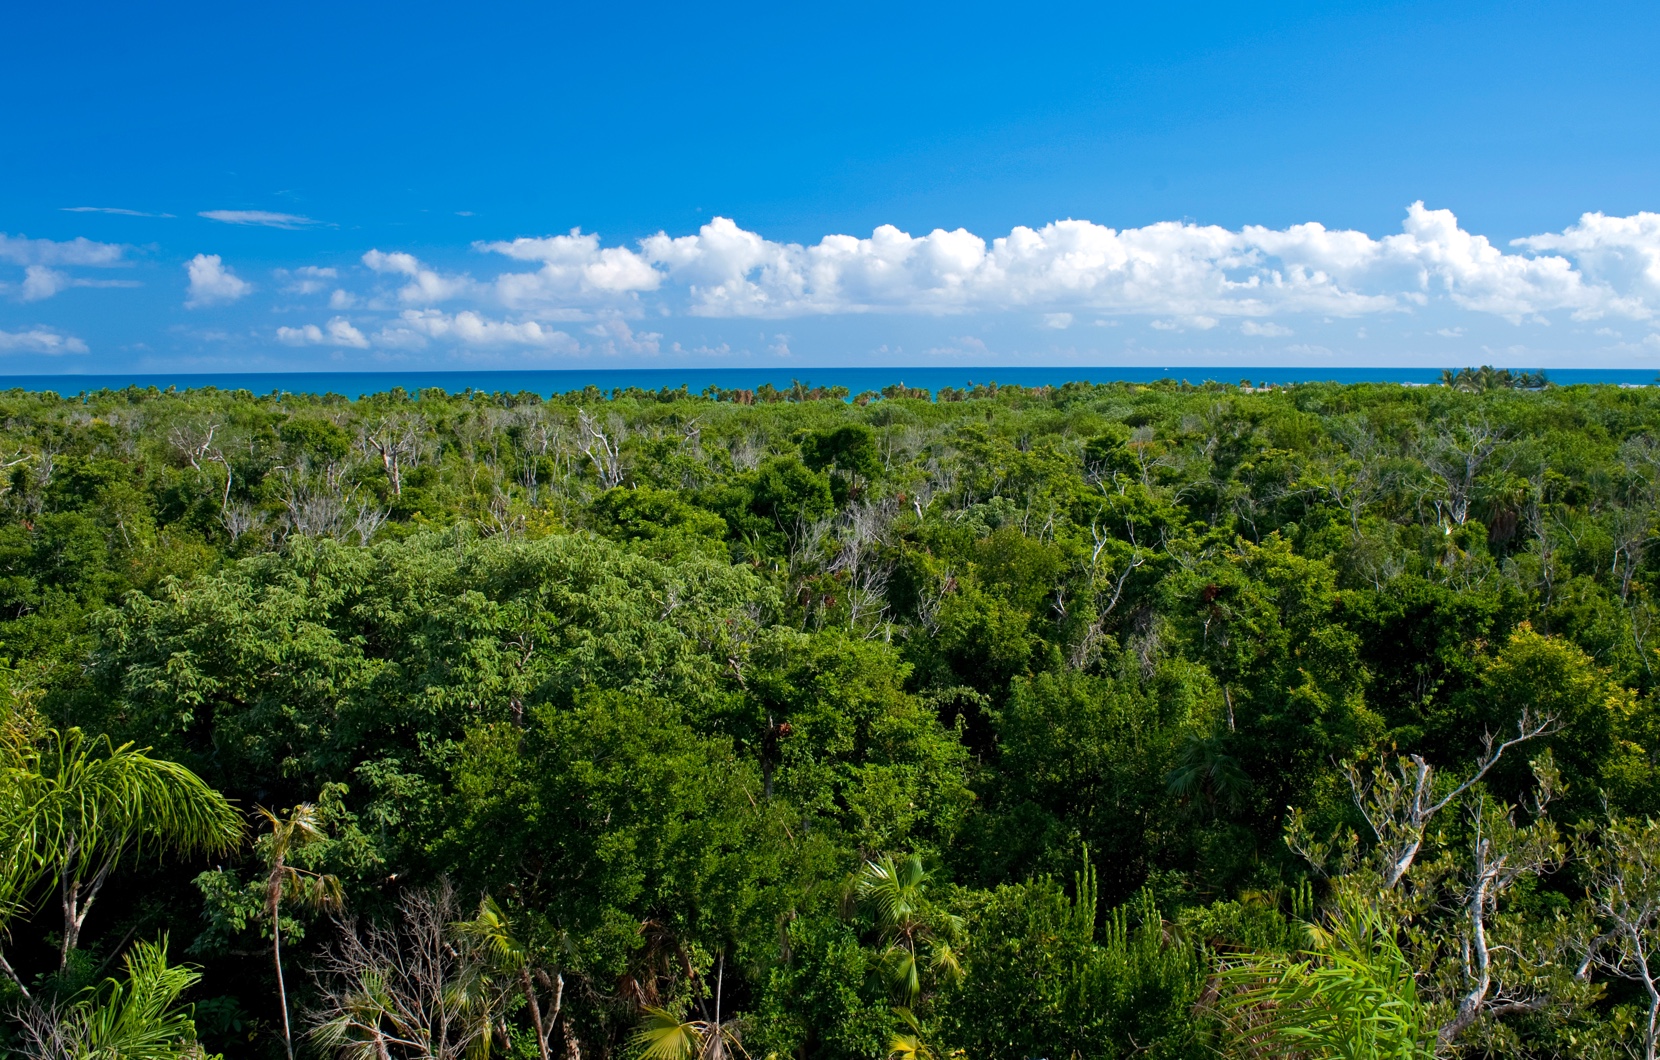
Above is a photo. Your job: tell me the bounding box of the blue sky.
[3,0,1659,372]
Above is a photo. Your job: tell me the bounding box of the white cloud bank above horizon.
[8,205,1660,361]
[330,204,1660,334]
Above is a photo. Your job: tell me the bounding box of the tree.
[453,895,574,1060]
[856,855,963,1009]
[1580,815,1660,1060]
[309,883,504,1060]
[1166,733,1252,816]
[631,955,745,1060]
[2,727,241,975]
[1286,715,1574,1046]
[259,802,344,1060]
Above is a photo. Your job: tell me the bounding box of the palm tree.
[454,895,569,1060]
[631,955,745,1060]
[0,727,241,976]
[15,935,213,1060]
[856,855,964,1007]
[0,704,47,994]
[258,802,344,1060]
[886,1006,939,1060]
[308,882,503,1060]
[1166,733,1252,816]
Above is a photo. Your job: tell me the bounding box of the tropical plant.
[453,895,572,1060]
[1212,895,1435,1060]
[631,956,745,1060]
[885,1007,935,1060]
[856,855,964,1007]
[258,802,344,1060]
[1580,814,1660,1060]
[309,882,504,1060]
[1166,732,1252,815]
[13,936,219,1060]
[0,727,241,978]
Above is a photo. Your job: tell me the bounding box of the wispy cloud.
[199,210,326,229]
[0,233,128,267]
[0,327,89,355]
[14,266,141,302]
[185,254,252,307]
[275,265,339,295]
[63,206,175,218]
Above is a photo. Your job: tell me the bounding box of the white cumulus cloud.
[373,309,576,350]
[480,230,661,306]
[0,327,89,354]
[185,254,252,307]
[21,266,71,302]
[1512,211,1660,319]
[362,250,477,304]
[1,234,137,302]
[443,204,1658,323]
[160,204,1660,345]
[276,317,369,348]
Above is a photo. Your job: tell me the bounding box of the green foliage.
[1212,896,1435,1060]
[941,864,1202,1060]
[14,937,219,1060]
[1,379,1660,1055]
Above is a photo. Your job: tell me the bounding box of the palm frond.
[18,936,209,1060]
[632,1006,705,1060]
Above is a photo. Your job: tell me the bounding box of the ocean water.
[0,365,1652,398]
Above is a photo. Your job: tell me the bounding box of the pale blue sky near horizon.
[4,0,1659,372]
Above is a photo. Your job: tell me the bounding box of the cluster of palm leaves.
[631,957,746,1060]
[855,855,964,1060]
[1210,894,1436,1060]
[13,938,213,1060]
[624,855,965,1060]
[0,688,239,1057]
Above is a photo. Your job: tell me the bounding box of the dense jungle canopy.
[4,376,1660,1058]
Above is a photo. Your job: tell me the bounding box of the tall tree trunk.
[562,1016,583,1060]
[521,968,550,1060]
[272,890,296,1060]
[59,872,79,970]
[59,856,115,970]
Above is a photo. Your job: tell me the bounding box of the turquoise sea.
[0,366,1653,399]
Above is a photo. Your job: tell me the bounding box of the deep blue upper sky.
[4,1,1659,371]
